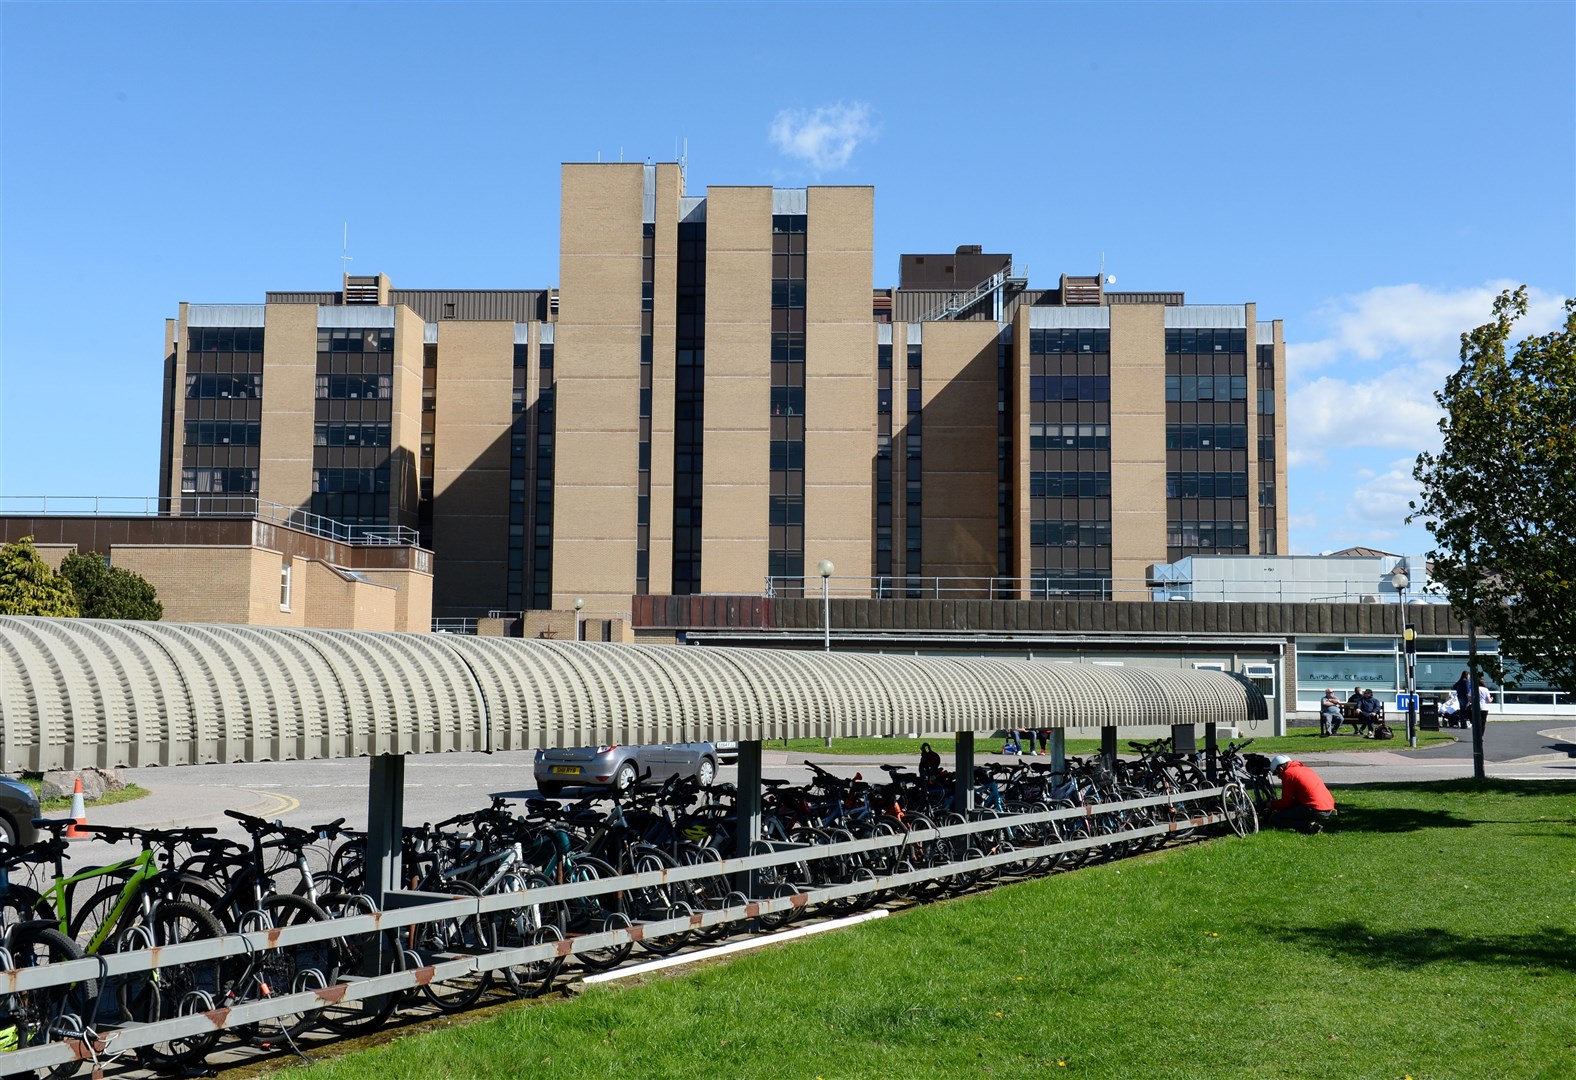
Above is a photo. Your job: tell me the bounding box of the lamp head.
[818,559,835,579]
[573,597,584,612]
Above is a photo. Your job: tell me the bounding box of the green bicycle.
[12,820,226,1072]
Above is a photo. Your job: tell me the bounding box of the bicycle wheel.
[564,855,633,972]
[677,844,731,940]
[902,814,950,901]
[121,899,226,1072]
[4,925,98,1080]
[1222,781,1259,837]
[748,839,804,931]
[410,879,490,1013]
[242,894,339,1047]
[330,838,366,896]
[626,848,691,956]
[316,892,402,1035]
[492,873,566,998]
[1,883,52,933]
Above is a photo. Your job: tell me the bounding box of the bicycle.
[0,832,98,1080]
[19,820,226,1072]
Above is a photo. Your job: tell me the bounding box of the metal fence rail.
[3,787,1230,1075]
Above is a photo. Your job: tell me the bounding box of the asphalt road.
[65,721,1576,863]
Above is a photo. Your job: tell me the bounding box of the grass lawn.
[771,730,1457,758]
[287,780,1575,1080]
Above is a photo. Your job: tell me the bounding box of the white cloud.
[1350,458,1425,522]
[1284,281,1569,483]
[769,103,875,173]
[1288,281,1566,380]
[1289,371,1443,456]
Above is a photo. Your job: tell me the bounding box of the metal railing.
[763,573,1451,605]
[915,269,1010,324]
[0,495,421,547]
[2,787,1229,1075]
[431,619,479,635]
[768,575,1121,601]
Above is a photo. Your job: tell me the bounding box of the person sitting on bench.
[1356,688,1385,738]
[1320,688,1343,738]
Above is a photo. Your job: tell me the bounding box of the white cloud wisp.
[769,103,875,174]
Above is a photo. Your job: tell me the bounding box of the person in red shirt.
[1267,754,1336,833]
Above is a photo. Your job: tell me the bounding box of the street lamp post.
[1389,564,1417,747]
[818,560,835,653]
[573,597,584,642]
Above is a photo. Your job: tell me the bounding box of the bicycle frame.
[40,848,160,953]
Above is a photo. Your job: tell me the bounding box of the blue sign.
[1395,693,1417,712]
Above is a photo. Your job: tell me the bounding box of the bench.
[1339,701,1385,736]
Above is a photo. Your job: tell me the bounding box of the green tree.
[0,536,80,616]
[59,551,163,620]
[1412,287,1576,694]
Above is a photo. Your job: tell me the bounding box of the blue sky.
[2,1,1571,564]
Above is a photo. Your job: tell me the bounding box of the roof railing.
[0,495,421,547]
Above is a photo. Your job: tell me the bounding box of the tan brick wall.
[1109,304,1168,598]
[258,304,320,514]
[804,187,875,585]
[647,163,683,595]
[303,561,396,630]
[106,545,428,631]
[917,321,999,582]
[167,305,189,503]
[431,319,515,613]
[108,545,264,624]
[700,187,773,593]
[391,306,426,531]
[554,164,645,613]
[32,544,75,571]
[356,566,433,631]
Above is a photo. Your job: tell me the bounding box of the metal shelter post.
[364,753,405,908]
[1203,721,1218,783]
[1100,726,1118,769]
[734,740,763,894]
[1050,728,1065,774]
[955,731,975,811]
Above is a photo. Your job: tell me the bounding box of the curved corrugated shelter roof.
[0,618,1267,772]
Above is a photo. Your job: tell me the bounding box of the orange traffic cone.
[64,777,88,839]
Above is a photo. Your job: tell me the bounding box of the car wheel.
[537,782,564,799]
[0,814,14,847]
[614,761,639,794]
[696,756,716,788]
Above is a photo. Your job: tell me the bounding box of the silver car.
[533,742,719,798]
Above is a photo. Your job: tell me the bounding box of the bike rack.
[1,786,1231,1075]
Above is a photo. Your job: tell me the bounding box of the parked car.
[713,740,739,763]
[533,742,720,798]
[0,774,41,847]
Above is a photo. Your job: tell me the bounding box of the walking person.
[1452,670,1472,726]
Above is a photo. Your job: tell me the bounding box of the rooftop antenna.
[341,223,352,277]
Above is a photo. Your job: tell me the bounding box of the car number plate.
[551,766,581,775]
